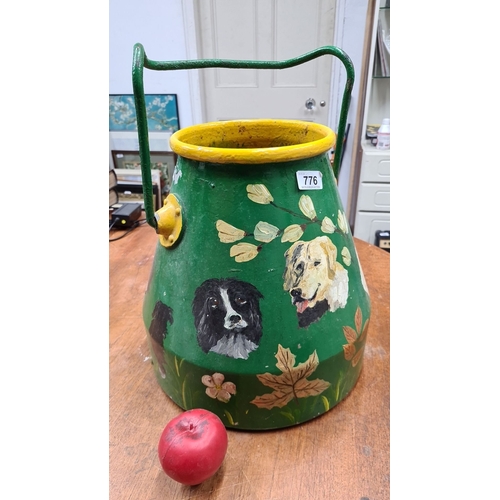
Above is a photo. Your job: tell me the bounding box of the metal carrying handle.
[132,43,355,230]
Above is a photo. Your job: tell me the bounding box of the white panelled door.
[194,0,337,126]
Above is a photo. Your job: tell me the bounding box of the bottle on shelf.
[376,118,390,150]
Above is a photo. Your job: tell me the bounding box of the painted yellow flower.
[247,184,274,204]
[341,246,351,266]
[202,373,236,403]
[337,210,349,234]
[281,224,304,243]
[298,195,317,220]
[216,219,246,243]
[254,221,280,243]
[230,242,260,262]
[321,216,336,233]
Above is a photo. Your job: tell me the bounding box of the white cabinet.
[354,145,390,242]
[352,0,390,246]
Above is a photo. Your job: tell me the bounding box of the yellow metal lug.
[155,194,182,248]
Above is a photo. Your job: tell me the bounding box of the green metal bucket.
[132,45,371,430]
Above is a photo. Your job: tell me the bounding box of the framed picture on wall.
[111,150,177,194]
[109,94,180,133]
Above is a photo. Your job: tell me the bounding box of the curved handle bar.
[132,43,355,230]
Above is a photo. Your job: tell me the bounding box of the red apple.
[158,409,228,485]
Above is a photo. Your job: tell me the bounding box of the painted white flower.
[298,195,317,220]
[321,216,336,234]
[341,246,352,266]
[281,224,304,243]
[216,220,246,243]
[254,221,280,243]
[230,242,260,262]
[247,184,274,204]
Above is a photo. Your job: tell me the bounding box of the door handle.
[305,98,316,110]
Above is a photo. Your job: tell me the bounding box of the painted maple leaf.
[250,344,330,410]
[342,306,369,367]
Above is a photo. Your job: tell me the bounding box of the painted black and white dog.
[192,278,264,359]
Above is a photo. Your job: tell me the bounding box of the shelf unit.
[113,168,162,211]
[351,0,390,246]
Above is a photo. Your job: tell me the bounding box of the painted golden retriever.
[283,236,348,328]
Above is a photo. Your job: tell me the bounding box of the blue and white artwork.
[109,94,180,132]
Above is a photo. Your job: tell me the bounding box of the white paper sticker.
[296,171,323,190]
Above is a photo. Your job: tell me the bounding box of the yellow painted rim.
[169,119,335,164]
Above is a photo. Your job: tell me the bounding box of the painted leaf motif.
[343,343,356,360]
[275,344,296,372]
[343,326,357,344]
[254,221,280,243]
[352,346,364,367]
[256,372,293,392]
[247,184,274,204]
[230,242,259,262]
[280,411,296,424]
[294,378,332,398]
[337,210,348,234]
[216,220,246,243]
[321,395,330,412]
[251,345,330,410]
[251,391,295,409]
[359,319,370,343]
[341,246,352,266]
[281,350,320,383]
[355,307,362,335]
[281,224,304,243]
[342,308,369,365]
[224,410,236,426]
[298,195,317,220]
[321,216,336,233]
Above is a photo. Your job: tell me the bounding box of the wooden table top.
[109,217,390,500]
